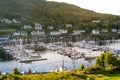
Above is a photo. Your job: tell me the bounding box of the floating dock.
[18,58,47,63]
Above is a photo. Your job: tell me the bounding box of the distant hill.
[0,0,119,22]
[0,0,120,38]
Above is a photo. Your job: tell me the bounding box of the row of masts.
[1,36,120,52]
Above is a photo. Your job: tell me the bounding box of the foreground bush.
[0,71,88,80]
[85,66,104,74]
[12,68,20,75]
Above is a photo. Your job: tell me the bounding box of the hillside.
[0,0,118,21]
[0,0,120,38]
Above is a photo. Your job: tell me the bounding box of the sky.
[47,0,120,15]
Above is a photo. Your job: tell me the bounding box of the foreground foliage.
[0,71,120,80]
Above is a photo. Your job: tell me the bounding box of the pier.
[18,58,47,63]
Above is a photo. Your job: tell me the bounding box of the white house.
[92,20,101,23]
[23,25,32,29]
[31,31,36,36]
[21,31,28,36]
[3,19,12,24]
[117,21,120,23]
[103,21,109,23]
[79,30,85,33]
[31,30,45,36]
[117,29,120,34]
[92,29,100,34]
[13,31,20,36]
[73,30,81,35]
[12,19,21,23]
[59,29,68,34]
[111,29,117,33]
[48,25,54,30]
[66,24,72,28]
[101,29,108,33]
[0,20,4,23]
[34,22,42,30]
[50,31,61,36]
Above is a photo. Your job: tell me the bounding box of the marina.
[0,38,120,74]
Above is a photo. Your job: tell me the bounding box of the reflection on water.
[0,50,94,73]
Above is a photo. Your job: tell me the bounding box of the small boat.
[84,55,96,60]
[32,70,38,74]
[2,72,9,75]
[30,54,41,58]
[92,47,100,51]
[56,51,63,54]
[70,52,83,59]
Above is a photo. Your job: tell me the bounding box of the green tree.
[80,64,85,70]
[12,68,20,74]
[99,53,105,67]
[95,57,101,67]
[104,52,118,66]
[28,68,31,74]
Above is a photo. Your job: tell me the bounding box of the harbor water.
[0,50,94,73]
[0,39,120,73]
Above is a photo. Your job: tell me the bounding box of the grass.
[87,73,120,80]
[1,71,120,80]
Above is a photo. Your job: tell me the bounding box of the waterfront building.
[50,31,61,36]
[31,30,45,36]
[59,29,68,34]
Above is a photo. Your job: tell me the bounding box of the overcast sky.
[47,0,120,15]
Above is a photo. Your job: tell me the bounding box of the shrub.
[87,77,95,80]
[86,66,104,74]
[80,64,85,71]
[12,68,20,75]
[105,65,120,73]
[1,75,7,80]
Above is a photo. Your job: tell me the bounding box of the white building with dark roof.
[73,30,81,35]
[50,31,61,36]
[31,30,45,36]
[34,22,42,30]
[92,20,101,23]
[23,25,32,29]
[117,29,120,34]
[101,29,108,33]
[13,31,21,36]
[48,25,54,30]
[111,29,117,33]
[92,29,100,34]
[66,24,72,28]
[21,31,28,36]
[59,29,68,34]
